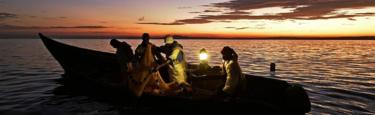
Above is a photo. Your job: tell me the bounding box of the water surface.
[0,39,374,114]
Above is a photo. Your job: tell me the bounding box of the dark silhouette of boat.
[39,33,311,114]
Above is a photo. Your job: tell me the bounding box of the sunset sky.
[1,0,375,38]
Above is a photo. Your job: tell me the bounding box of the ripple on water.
[323,87,375,101]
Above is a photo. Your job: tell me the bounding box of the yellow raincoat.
[168,45,187,84]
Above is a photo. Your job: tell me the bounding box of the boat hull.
[39,33,311,114]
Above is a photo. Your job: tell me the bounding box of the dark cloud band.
[139,0,375,25]
[0,12,17,20]
[0,24,110,29]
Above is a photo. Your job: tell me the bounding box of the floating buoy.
[270,63,276,72]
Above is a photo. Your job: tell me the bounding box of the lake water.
[0,38,374,114]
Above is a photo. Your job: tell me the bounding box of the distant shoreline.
[1,35,375,40]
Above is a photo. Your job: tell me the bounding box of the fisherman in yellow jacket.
[163,35,189,86]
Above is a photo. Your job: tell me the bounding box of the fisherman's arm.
[150,60,171,73]
[153,45,167,62]
[150,49,183,72]
[134,46,142,61]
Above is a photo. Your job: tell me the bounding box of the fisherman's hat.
[165,35,174,44]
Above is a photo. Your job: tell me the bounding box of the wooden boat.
[39,33,311,114]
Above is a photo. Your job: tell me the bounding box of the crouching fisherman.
[220,46,243,96]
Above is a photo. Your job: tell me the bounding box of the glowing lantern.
[199,48,210,71]
[199,48,208,61]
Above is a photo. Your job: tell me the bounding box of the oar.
[149,60,171,73]
[133,60,172,97]
[142,60,171,82]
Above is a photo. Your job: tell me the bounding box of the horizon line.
[1,34,375,40]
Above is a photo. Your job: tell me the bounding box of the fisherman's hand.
[149,67,157,73]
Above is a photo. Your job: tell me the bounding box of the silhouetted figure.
[110,39,133,85]
[134,33,171,82]
[220,46,242,96]
[135,33,165,64]
[129,42,176,97]
[110,37,177,97]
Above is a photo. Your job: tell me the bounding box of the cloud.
[203,9,221,13]
[139,0,375,25]
[189,11,201,14]
[0,24,42,29]
[211,0,375,19]
[225,25,265,30]
[138,18,212,25]
[211,0,375,11]
[355,12,375,15]
[177,18,213,24]
[0,24,110,29]
[225,26,249,30]
[117,27,141,30]
[189,9,223,14]
[177,6,192,9]
[0,12,17,20]
[224,11,250,15]
[50,26,110,29]
[137,22,184,25]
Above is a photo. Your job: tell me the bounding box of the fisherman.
[134,33,165,64]
[220,46,242,96]
[134,33,173,83]
[126,33,180,97]
[110,39,133,86]
[129,41,174,97]
[158,35,191,91]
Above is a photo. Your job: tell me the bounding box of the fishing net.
[128,44,169,96]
